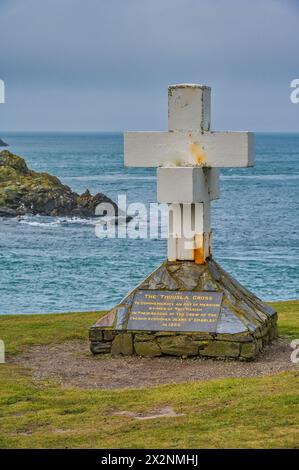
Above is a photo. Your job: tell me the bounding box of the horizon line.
[2,130,299,134]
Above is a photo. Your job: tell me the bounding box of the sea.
[0,132,298,315]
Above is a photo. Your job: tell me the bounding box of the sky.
[0,0,299,132]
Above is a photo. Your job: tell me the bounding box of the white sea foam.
[19,220,61,227]
[18,216,100,227]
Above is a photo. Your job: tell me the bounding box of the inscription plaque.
[127,290,223,332]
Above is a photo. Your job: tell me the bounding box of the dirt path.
[9,338,297,390]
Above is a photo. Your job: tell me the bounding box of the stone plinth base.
[89,259,277,361]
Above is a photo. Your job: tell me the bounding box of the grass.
[0,301,298,449]
[270,300,299,339]
[0,310,105,355]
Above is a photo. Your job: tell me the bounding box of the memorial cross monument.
[125,83,254,263]
[90,84,277,360]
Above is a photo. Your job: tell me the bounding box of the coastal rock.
[0,139,8,147]
[0,150,120,217]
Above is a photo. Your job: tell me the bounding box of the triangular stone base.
[90,259,277,360]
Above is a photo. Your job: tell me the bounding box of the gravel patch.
[110,406,185,420]
[9,338,297,390]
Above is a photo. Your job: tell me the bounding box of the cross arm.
[124,131,255,168]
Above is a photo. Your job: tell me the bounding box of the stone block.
[201,340,240,358]
[168,84,211,131]
[134,333,155,342]
[196,340,209,350]
[157,335,199,357]
[240,342,257,360]
[154,331,178,337]
[90,341,111,354]
[134,341,162,357]
[125,131,255,168]
[103,329,116,341]
[256,338,263,352]
[214,332,252,343]
[157,167,219,203]
[111,333,133,355]
[89,328,103,342]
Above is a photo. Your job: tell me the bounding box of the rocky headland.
[0,138,8,147]
[0,150,120,218]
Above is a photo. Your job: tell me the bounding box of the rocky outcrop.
[0,139,8,147]
[0,150,120,217]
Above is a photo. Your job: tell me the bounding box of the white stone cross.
[124,83,255,264]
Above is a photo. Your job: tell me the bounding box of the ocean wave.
[18,216,100,227]
[221,174,299,181]
[19,220,61,227]
[62,174,299,183]
[60,173,299,184]
[62,175,156,182]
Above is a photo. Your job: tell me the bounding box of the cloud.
[0,0,298,130]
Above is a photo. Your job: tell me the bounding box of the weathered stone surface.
[216,307,248,335]
[103,330,115,341]
[95,310,116,328]
[201,340,240,358]
[111,333,133,355]
[200,271,220,291]
[154,331,178,337]
[115,306,129,330]
[122,292,135,306]
[269,324,278,340]
[90,341,111,354]
[214,332,252,343]
[197,340,209,350]
[240,342,257,360]
[173,266,199,289]
[256,338,263,352]
[134,333,155,342]
[207,260,221,281]
[89,328,103,341]
[134,341,162,357]
[171,262,205,290]
[142,266,179,290]
[167,263,181,273]
[157,335,199,356]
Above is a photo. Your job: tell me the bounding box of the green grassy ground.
[0,301,298,449]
